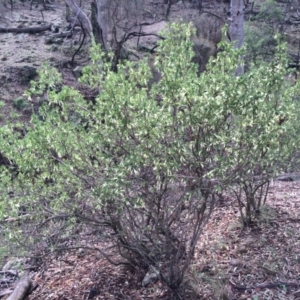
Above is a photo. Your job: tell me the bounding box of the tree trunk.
[91,1,106,49]
[230,0,244,75]
[94,0,109,49]
[64,0,93,36]
[111,41,123,72]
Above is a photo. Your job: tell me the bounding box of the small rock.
[73,66,83,77]
[229,259,245,266]
[45,36,54,44]
[54,38,63,44]
[77,248,85,257]
[51,25,59,33]
[50,45,58,52]
[142,265,160,287]
[120,47,129,59]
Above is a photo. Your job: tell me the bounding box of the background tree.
[230,0,244,75]
[64,0,164,71]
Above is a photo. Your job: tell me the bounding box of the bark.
[165,0,172,20]
[6,276,32,300]
[111,41,123,72]
[64,0,93,36]
[94,0,109,48]
[230,0,244,75]
[0,24,51,34]
[91,1,105,48]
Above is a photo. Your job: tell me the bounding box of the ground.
[20,181,300,300]
[0,0,80,124]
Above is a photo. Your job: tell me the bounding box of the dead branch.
[0,270,18,276]
[0,289,13,297]
[64,0,92,36]
[6,276,32,300]
[0,214,31,224]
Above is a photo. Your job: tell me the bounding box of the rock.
[237,246,248,254]
[142,265,160,287]
[120,47,129,59]
[51,25,59,33]
[73,66,83,77]
[45,36,54,44]
[50,45,58,52]
[229,259,245,266]
[45,36,64,45]
[54,38,63,44]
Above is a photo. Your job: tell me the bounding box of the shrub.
[0,23,300,298]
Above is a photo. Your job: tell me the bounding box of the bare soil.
[21,181,300,300]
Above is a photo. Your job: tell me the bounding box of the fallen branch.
[0,214,31,224]
[0,289,13,297]
[0,270,18,276]
[0,24,51,34]
[275,172,300,182]
[7,276,32,300]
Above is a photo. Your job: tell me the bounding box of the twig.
[71,20,86,66]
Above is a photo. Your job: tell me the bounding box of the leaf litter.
[20,180,300,299]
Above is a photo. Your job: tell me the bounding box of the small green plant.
[0,101,5,109]
[9,111,20,119]
[13,97,28,110]
[256,0,283,22]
